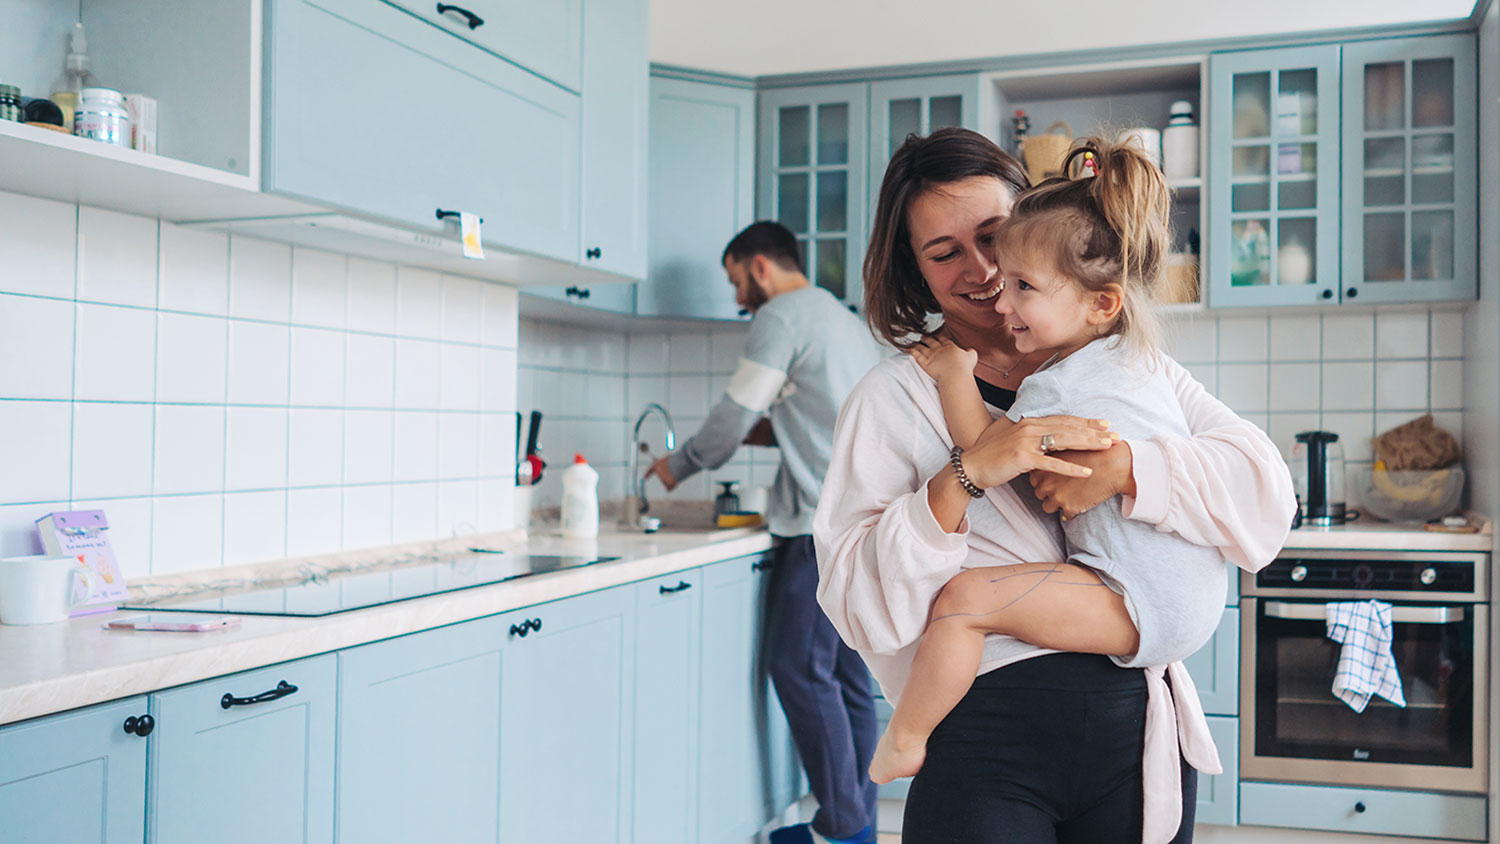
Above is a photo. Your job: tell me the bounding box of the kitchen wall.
[520,305,1468,513]
[517,317,780,512]
[0,188,520,581]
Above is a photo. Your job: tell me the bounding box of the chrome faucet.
[631,403,677,532]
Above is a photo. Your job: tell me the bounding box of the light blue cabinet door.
[0,697,147,844]
[336,616,506,843]
[640,75,757,321]
[1341,34,1477,304]
[632,571,702,844]
[1196,715,1239,826]
[1182,607,1239,716]
[759,84,869,309]
[497,587,634,843]
[579,0,649,279]
[266,0,580,263]
[867,74,982,209]
[148,654,336,844]
[1239,781,1486,840]
[384,0,582,92]
[1208,45,1342,307]
[525,281,636,314]
[698,553,775,843]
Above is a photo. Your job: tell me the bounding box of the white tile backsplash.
[1375,360,1429,410]
[1375,311,1429,358]
[1216,363,1269,413]
[1430,310,1464,358]
[1217,315,1269,362]
[1320,361,1376,412]
[1267,363,1320,412]
[395,338,442,410]
[0,190,521,580]
[77,207,157,307]
[1268,314,1321,361]
[1321,312,1376,360]
[0,294,75,400]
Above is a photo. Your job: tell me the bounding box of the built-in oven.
[1240,549,1489,793]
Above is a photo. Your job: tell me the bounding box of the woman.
[812,128,1294,843]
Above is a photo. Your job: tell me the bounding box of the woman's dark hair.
[722,220,804,273]
[863,128,1031,348]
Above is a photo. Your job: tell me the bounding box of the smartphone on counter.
[103,614,242,633]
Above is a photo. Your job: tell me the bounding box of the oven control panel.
[1248,550,1486,602]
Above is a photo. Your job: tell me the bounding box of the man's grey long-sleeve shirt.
[667,285,883,536]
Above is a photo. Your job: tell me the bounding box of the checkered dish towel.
[1326,600,1406,713]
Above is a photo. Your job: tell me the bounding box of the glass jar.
[0,85,20,122]
[73,87,129,146]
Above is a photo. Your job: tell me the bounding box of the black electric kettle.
[1293,431,1357,526]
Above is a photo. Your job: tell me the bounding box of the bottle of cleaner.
[560,454,599,538]
[50,22,100,132]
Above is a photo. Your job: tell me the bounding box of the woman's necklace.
[974,357,1023,382]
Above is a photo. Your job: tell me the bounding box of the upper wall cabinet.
[1341,34,1477,304]
[383,0,583,91]
[640,75,757,320]
[266,0,580,263]
[1209,45,1342,307]
[759,84,870,309]
[1209,34,1476,308]
[867,74,981,209]
[579,0,649,278]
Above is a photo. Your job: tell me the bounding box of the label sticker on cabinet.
[460,212,484,260]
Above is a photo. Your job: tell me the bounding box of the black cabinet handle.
[122,714,155,737]
[509,617,543,638]
[220,680,298,710]
[585,247,602,260]
[1354,801,1367,814]
[435,207,483,224]
[564,286,591,300]
[1321,289,1333,300]
[435,3,484,29]
[659,581,693,595]
[751,559,771,572]
[1346,287,1358,299]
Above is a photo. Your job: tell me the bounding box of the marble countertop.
[1282,514,1493,552]
[0,524,772,727]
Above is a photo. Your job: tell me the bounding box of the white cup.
[0,555,90,625]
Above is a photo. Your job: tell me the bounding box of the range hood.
[187,213,628,288]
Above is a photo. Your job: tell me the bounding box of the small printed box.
[123,94,157,154]
[35,510,129,614]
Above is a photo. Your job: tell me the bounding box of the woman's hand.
[1028,442,1137,520]
[962,415,1116,490]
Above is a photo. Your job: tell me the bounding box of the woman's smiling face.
[905,176,1014,338]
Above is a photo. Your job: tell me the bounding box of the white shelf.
[0,120,317,222]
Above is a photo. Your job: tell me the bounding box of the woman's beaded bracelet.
[948,446,985,499]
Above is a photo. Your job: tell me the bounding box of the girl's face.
[906,176,1014,339]
[992,244,1099,357]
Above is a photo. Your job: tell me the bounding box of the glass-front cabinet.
[867,75,981,210]
[758,84,869,308]
[1209,45,1342,307]
[1341,34,1476,304]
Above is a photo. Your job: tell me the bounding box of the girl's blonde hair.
[996,133,1172,360]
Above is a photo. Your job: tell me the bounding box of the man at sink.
[645,221,885,844]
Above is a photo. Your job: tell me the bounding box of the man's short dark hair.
[722,221,804,274]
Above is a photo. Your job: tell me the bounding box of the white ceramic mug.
[0,555,90,625]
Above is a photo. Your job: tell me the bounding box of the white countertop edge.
[0,531,773,727]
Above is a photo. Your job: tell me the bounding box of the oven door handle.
[1264,601,1467,624]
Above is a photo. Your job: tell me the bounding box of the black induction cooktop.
[120,552,621,617]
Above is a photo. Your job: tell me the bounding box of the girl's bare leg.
[867,562,1138,784]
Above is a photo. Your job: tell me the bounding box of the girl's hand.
[1028,442,1136,520]
[908,335,977,386]
[962,415,1117,490]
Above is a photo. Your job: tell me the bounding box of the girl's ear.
[1087,283,1126,326]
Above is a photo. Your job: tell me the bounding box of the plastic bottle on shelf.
[560,454,599,539]
[1011,109,1029,156]
[50,22,100,132]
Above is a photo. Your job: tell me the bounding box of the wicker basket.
[1021,121,1072,184]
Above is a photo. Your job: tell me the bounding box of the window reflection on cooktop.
[119,553,621,617]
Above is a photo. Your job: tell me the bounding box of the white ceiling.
[649,0,1480,78]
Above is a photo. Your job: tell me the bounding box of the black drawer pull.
[509,618,543,637]
[122,714,155,737]
[659,581,692,595]
[751,559,771,572]
[585,247,602,260]
[435,207,484,224]
[220,680,298,710]
[1354,801,1367,814]
[435,3,484,29]
[564,286,591,300]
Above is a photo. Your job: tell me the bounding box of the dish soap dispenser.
[560,454,599,538]
[50,22,100,131]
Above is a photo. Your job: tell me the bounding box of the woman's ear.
[1087,283,1126,325]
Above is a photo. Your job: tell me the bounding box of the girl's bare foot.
[868,727,926,784]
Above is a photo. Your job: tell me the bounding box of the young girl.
[867,137,1231,785]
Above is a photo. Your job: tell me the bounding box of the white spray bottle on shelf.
[50,22,100,131]
[560,454,599,539]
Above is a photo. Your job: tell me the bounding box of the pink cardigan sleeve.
[1122,357,1296,572]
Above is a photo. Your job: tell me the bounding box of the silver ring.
[1040,434,1057,453]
